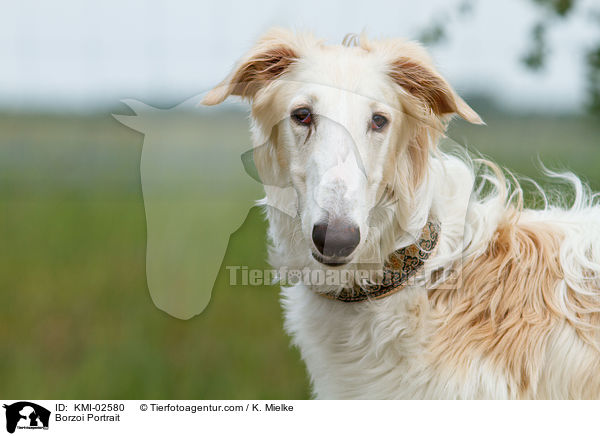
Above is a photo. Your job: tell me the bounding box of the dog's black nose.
[312,220,360,259]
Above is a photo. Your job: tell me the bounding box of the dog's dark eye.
[291,107,312,125]
[371,114,388,130]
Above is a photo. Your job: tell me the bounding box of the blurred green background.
[0,106,598,399]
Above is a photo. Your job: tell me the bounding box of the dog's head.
[204,28,482,268]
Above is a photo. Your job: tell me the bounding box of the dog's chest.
[280,284,441,399]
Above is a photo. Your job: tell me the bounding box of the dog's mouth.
[311,250,352,267]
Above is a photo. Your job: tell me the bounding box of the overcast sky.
[0,0,598,112]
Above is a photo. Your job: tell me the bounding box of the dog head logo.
[114,96,292,320]
[3,402,50,434]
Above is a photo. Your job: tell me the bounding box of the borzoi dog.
[203,28,600,399]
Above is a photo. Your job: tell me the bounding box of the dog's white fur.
[204,29,600,399]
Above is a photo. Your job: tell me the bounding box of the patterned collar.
[319,219,441,303]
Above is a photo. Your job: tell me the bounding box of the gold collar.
[320,219,441,303]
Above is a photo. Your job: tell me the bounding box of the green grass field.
[0,108,598,399]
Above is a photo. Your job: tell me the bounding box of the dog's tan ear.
[201,28,299,106]
[389,57,484,125]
